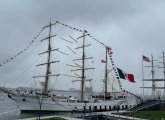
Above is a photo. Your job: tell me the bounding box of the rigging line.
[6,50,44,87]
[10,61,38,88]
[85,61,94,88]
[51,75,58,90]
[57,21,108,48]
[0,27,44,67]
[94,69,104,84]
[45,20,109,50]
[49,56,57,90]
[51,52,55,76]
[61,38,73,43]
[22,72,35,87]
[52,39,62,87]
[56,21,84,33]
[56,20,109,50]
[107,48,123,91]
[69,35,78,42]
[22,73,36,88]
[52,40,59,74]
[56,49,69,55]
[87,34,107,48]
[67,46,76,54]
[2,41,43,87]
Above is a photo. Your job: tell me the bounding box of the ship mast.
[79,30,94,101]
[141,55,165,97]
[33,21,60,94]
[104,47,108,97]
[44,21,52,94]
[71,30,94,102]
[151,55,156,96]
[81,32,85,101]
[162,52,165,95]
[144,55,157,96]
[158,51,165,96]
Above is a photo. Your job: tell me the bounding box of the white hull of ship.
[10,95,125,113]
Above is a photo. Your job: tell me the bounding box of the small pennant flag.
[101,60,106,63]
[107,47,113,55]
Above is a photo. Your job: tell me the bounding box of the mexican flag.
[116,68,135,83]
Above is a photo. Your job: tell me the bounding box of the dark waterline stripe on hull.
[21,110,73,114]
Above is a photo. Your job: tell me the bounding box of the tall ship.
[141,53,165,98]
[0,20,138,113]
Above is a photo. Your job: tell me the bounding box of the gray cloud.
[0,0,165,95]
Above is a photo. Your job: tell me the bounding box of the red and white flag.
[143,55,150,62]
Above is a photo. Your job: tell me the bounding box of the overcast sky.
[0,0,165,95]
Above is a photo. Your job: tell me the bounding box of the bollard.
[125,105,128,110]
[89,106,91,112]
[122,105,124,110]
[100,106,102,111]
[84,106,86,111]
[105,105,106,111]
[109,105,111,111]
[114,105,116,110]
[118,105,120,110]
[94,106,97,112]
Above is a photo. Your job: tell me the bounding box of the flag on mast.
[116,68,135,83]
[143,55,150,62]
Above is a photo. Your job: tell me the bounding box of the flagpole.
[142,56,144,97]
